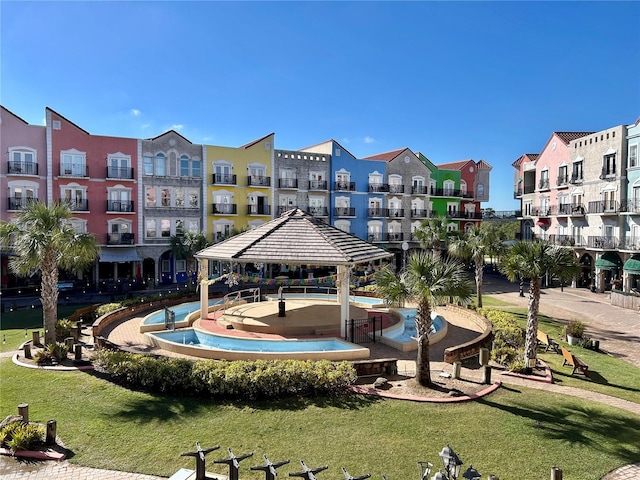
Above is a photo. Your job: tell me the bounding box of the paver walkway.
[1,278,638,479]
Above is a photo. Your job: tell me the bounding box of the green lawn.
[475,295,513,307]
[0,358,638,480]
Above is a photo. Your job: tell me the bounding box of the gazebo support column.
[199,260,209,320]
[337,265,350,340]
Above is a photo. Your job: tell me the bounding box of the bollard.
[74,344,83,361]
[32,331,41,346]
[551,467,563,480]
[71,325,80,341]
[65,337,75,353]
[452,361,461,379]
[482,365,492,384]
[46,420,57,445]
[479,347,489,366]
[24,343,32,359]
[18,403,29,423]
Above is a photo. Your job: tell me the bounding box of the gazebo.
[194,209,393,338]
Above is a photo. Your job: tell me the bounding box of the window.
[161,219,171,237]
[161,188,171,207]
[335,171,350,190]
[176,219,184,237]
[630,145,638,168]
[108,187,132,212]
[603,190,616,212]
[107,154,131,179]
[558,165,568,186]
[146,219,157,238]
[146,187,156,207]
[477,183,485,198]
[66,218,87,234]
[156,153,166,176]
[61,185,86,210]
[108,220,132,244]
[571,160,583,182]
[443,180,455,196]
[176,260,187,273]
[175,189,185,207]
[61,150,86,176]
[188,189,199,208]
[192,159,201,177]
[214,162,233,184]
[143,156,154,175]
[249,164,267,186]
[539,169,549,190]
[368,173,383,191]
[187,220,199,233]
[334,220,350,233]
[9,149,37,174]
[602,153,616,177]
[180,155,190,177]
[9,184,36,209]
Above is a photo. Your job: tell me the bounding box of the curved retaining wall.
[441,305,493,364]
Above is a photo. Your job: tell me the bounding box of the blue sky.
[2,1,639,209]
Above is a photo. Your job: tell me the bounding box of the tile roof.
[239,132,275,149]
[511,153,539,168]
[147,129,193,144]
[195,209,393,266]
[476,160,492,170]
[362,148,408,162]
[554,131,594,145]
[436,159,474,170]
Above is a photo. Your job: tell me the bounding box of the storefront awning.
[536,219,550,227]
[594,251,623,271]
[623,254,640,274]
[99,248,142,263]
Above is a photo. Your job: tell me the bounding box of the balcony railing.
[411,209,430,218]
[513,187,523,198]
[548,235,586,247]
[569,204,586,215]
[460,211,483,220]
[278,178,298,189]
[8,161,38,175]
[620,199,640,214]
[211,203,237,215]
[599,167,616,180]
[483,210,521,220]
[429,187,463,197]
[588,236,619,249]
[276,205,297,215]
[412,185,428,195]
[7,197,38,210]
[532,206,555,217]
[387,208,404,218]
[556,175,569,187]
[368,183,389,193]
[308,180,328,191]
[334,181,355,191]
[64,199,89,211]
[389,184,404,194]
[106,232,135,245]
[247,176,271,187]
[569,174,583,184]
[306,206,328,216]
[247,205,271,215]
[588,201,619,215]
[107,166,134,180]
[107,200,134,212]
[538,178,550,190]
[60,165,88,177]
[556,204,572,216]
[368,232,404,242]
[619,236,640,251]
[212,173,237,185]
[334,207,355,216]
[368,207,385,217]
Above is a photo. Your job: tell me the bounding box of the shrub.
[55,319,75,342]
[479,308,525,371]
[96,303,123,317]
[0,421,45,451]
[35,342,69,366]
[95,351,357,400]
[565,320,585,338]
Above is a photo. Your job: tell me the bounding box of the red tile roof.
[511,153,539,168]
[436,159,474,170]
[476,160,492,170]
[362,148,408,162]
[555,131,594,145]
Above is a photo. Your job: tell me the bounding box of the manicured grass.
[501,308,640,405]
[475,295,513,307]
[0,305,91,352]
[1,358,638,480]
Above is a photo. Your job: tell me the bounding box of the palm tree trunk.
[524,276,541,369]
[415,299,432,387]
[41,248,59,345]
[475,258,484,308]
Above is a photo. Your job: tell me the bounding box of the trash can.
[278,301,286,317]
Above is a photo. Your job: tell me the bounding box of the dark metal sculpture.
[289,460,328,480]
[341,467,371,480]
[180,442,220,480]
[251,454,291,480]
[214,447,254,480]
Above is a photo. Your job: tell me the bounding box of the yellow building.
[206,133,274,242]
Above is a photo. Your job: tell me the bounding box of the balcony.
[556,175,569,188]
[107,232,135,245]
[107,166,134,180]
[211,203,237,215]
[247,205,271,215]
[538,178,550,190]
[445,210,466,219]
[588,236,619,249]
[334,181,355,192]
[334,207,355,217]
[7,197,37,210]
[306,206,328,217]
[368,183,389,193]
[60,165,88,177]
[513,186,523,198]
[599,168,616,180]
[278,178,298,189]
[620,199,640,214]
[368,232,404,242]
[410,209,430,219]
[588,201,619,215]
[247,175,271,187]
[212,173,237,185]
[8,161,38,175]
[276,205,297,215]
[548,235,586,247]
[556,204,572,216]
[308,180,328,191]
[569,174,583,185]
[482,210,521,220]
[389,184,404,194]
[412,185,428,195]
[368,207,385,217]
[569,204,586,216]
[107,200,134,212]
[387,208,404,218]
[461,211,483,220]
[64,199,89,211]
[430,187,463,197]
[532,206,555,217]
[619,236,640,251]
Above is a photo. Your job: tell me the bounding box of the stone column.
[337,265,350,339]
[199,259,209,320]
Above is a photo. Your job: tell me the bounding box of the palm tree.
[0,201,98,344]
[413,216,449,258]
[500,241,579,369]
[170,231,209,290]
[448,226,504,308]
[374,251,472,387]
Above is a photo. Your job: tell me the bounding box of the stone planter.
[566,335,580,346]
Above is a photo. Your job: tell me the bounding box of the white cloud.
[171,124,184,131]
[141,123,151,130]
[364,136,375,144]
[342,138,350,144]
[130,109,141,116]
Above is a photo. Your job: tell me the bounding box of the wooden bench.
[537,330,559,353]
[561,346,589,376]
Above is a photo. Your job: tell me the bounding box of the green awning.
[623,254,640,274]
[594,251,623,271]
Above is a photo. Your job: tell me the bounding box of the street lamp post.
[429,445,481,480]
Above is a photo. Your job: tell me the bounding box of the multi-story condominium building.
[513,124,640,294]
[140,130,204,285]
[206,134,274,243]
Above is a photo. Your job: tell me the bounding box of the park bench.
[560,346,589,376]
[537,329,559,353]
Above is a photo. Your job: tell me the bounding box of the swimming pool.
[142,299,224,326]
[267,293,385,306]
[146,328,370,361]
[378,309,448,352]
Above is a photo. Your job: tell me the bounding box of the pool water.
[384,309,444,343]
[143,299,224,325]
[150,328,360,353]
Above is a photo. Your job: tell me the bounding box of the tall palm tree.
[413,216,449,258]
[500,241,579,369]
[170,231,209,290]
[0,201,98,344]
[374,251,472,387]
[448,226,504,308]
